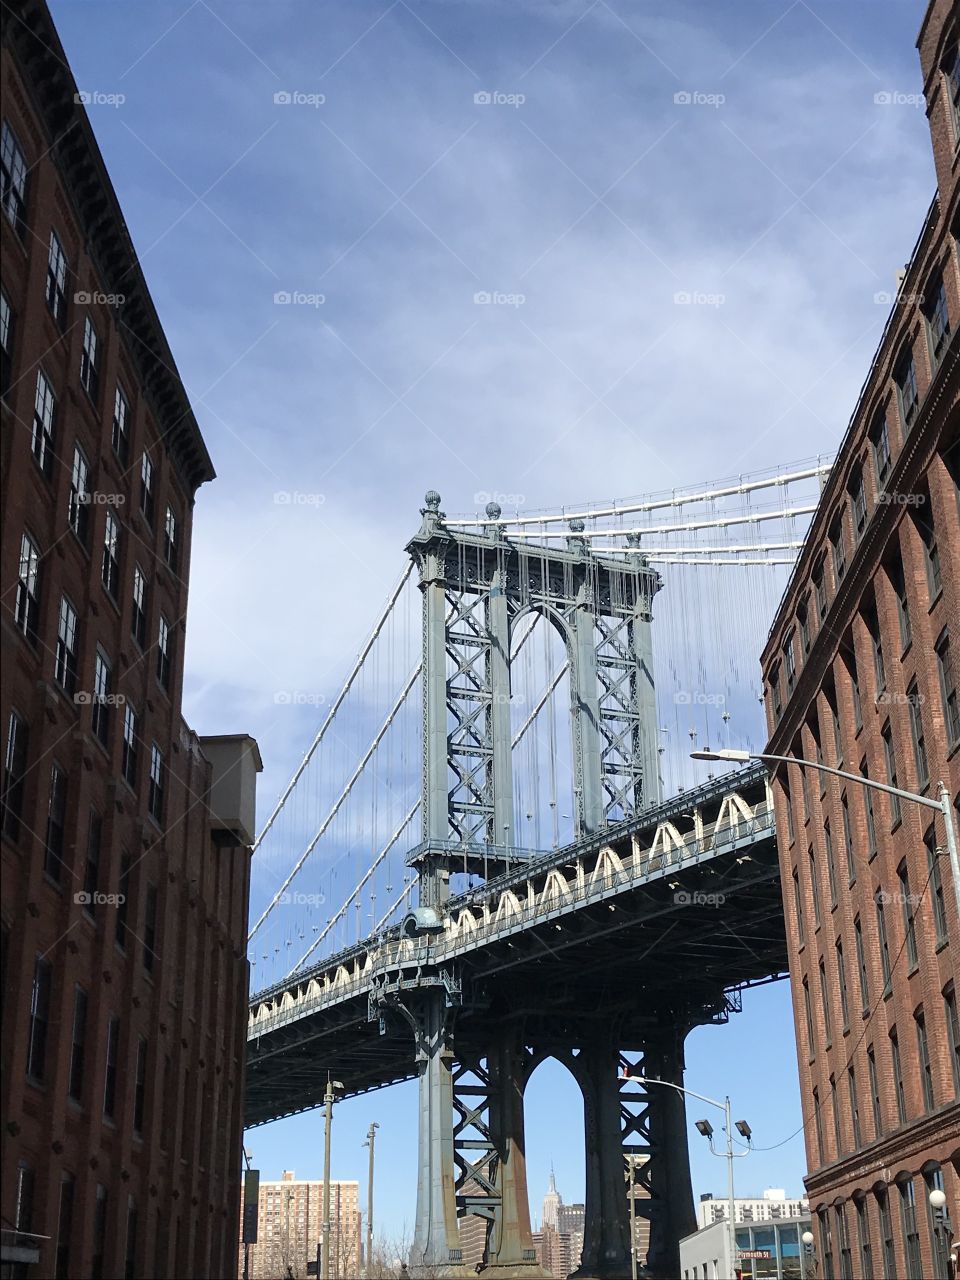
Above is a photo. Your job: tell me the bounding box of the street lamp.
[801,1229,817,1276]
[929,1188,954,1280]
[627,1074,750,1280]
[690,748,960,919]
[322,1077,344,1279]
[362,1122,380,1278]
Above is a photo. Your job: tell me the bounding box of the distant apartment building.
[759,1,959,1277]
[681,1213,814,1280]
[697,1189,810,1230]
[239,1171,361,1280]
[0,1,261,1276]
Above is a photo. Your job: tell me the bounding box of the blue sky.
[50,0,935,1247]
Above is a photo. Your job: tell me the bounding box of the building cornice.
[1,0,216,496]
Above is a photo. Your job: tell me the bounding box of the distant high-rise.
[238,1171,361,1280]
[535,1172,585,1278]
[542,1165,562,1231]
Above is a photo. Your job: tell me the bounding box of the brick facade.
[759,4,960,1278]
[0,3,256,1277]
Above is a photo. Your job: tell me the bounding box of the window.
[132,566,147,648]
[907,684,928,789]
[888,546,911,650]
[854,1196,871,1280]
[826,681,842,763]
[122,704,138,788]
[946,40,960,140]
[784,632,796,692]
[882,723,901,828]
[915,1008,934,1112]
[798,597,811,654]
[924,270,950,365]
[80,316,99,401]
[112,385,130,463]
[14,1162,34,1244]
[102,510,120,598]
[899,1178,922,1280]
[92,651,111,747]
[125,1198,138,1280]
[1,119,28,232]
[849,466,867,540]
[809,848,822,929]
[32,369,56,478]
[793,868,804,945]
[115,855,131,947]
[824,822,838,906]
[865,601,884,695]
[813,1086,824,1161]
[854,916,870,1011]
[895,348,919,428]
[926,827,948,945]
[55,1173,75,1280]
[945,985,960,1096]
[2,711,29,842]
[144,884,158,974]
[829,1075,839,1157]
[936,630,959,747]
[876,892,891,992]
[820,958,832,1044]
[149,743,165,824]
[15,531,41,643]
[0,287,13,397]
[847,1066,860,1148]
[164,505,178,572]
[54,596,79,696]
[898,860,918,970]
[83,810,101,915]
[134,1038,147,1135]
[92,1185,108,1280]
[840,793,855,884]
[830,513,846,582]
[44,763,68,881]
[46,229,69,328]
[157,615,171,690]
[836,1201,852,1280]
[913,495,941,597]
[813,558,828,622]
[26,955,52,1080]
[68,987,88,1102]
[803,977,815,1053]
[868,1045,882,1138]
[66,443,92,546]
[836,939,849,1030]
[770,663,782,721]
[877,1188,895,1280]
[890,1028,906,1123]
[103,1016,120,1118]
[861,759,877,857]
[819,1207,833,1278]
[925,1166,949,1280]
[140,452,155,524]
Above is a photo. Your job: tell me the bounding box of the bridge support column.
[573,604,604,836]
[572,1042,632,1280]
[484,1035,548,1278]
[642,1031,697,1280]
[410,993,470,1278]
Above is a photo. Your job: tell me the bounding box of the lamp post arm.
[755,752,942,810]
[633,1074,725,1112]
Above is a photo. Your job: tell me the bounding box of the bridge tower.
[399,493,691,1280]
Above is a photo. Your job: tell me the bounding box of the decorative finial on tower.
[625,532,640,548]
[569,518,585,534]
[424,490,441,512]
[485,501,502,520]
[567,517,588,555]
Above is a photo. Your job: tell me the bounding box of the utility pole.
[322,1077,343,1279]
[363,1122,380,1277]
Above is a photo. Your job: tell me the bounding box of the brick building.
[239,1171,361,1280]
[0,2,261,1276]
[759,3,959,1277]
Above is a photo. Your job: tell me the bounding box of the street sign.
[738,1249,772,1259]
[242,1170,260,1244]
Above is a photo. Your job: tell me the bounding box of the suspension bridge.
[243,460,831,1280]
